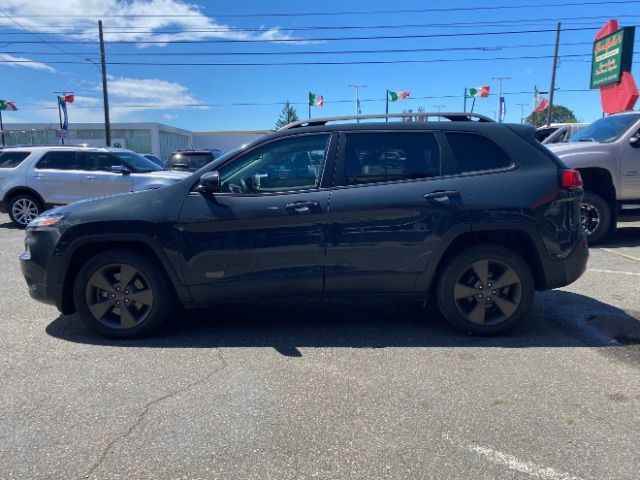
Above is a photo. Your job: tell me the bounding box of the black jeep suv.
[20,113,588,338]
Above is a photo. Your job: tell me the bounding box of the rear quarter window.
[445,132,512,173]
[0,151,30,168]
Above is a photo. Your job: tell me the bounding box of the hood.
[546,141,602,156]
[136,169,191,180]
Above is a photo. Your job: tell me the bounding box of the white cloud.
[0,53,56,72]
[0,0,300,45]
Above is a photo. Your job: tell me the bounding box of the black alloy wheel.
[436,245,534,335]
[580,191,612,245]
[73,250,171,338]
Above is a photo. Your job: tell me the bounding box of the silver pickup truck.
[547,111,640,244]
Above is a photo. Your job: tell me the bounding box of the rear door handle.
[284,201,320,214]
[424,190,461,201]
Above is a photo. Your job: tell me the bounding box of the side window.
[83,152,121,171]
[219,134,330,193]
[36,151,78,170]
[445,132,511,173]
[344,132,441,186]
[0,152,30,168]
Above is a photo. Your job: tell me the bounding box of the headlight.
[27,215,65,228]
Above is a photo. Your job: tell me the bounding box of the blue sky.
[1,0,639,131]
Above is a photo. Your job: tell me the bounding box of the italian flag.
[388,90,410,102]
[468,86,490,98]
[309,92,324,107]
[534,86,549,112]
[0,100,18,111]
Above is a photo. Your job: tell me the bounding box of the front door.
[325,130,470,293]
[79,151,133,198]
[177,133,336,303]
[621,125,640,199]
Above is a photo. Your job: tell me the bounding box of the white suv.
[0,146,190,227]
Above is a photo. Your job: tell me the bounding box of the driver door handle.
[424,190,461,202]
[284,201,320,214]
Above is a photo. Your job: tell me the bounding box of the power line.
[2,1,639,17]
[0,25,608,45]
[0,52,619,68]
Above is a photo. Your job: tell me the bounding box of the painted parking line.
[469,445,584,480]
[600,248,640,262]
[587,268,640,277]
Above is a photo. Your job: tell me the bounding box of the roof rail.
[279,112,494,130]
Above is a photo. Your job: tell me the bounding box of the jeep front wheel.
[73,250,172,338]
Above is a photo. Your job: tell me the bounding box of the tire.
[8,193,43,228]
[73,249,172,338]
[581,191,612,245]
[436,244,535,335]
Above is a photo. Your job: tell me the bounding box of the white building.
[1,122,192,162]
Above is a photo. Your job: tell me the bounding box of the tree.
[525,104,578,127]
[275,100,299,129]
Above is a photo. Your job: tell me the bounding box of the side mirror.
[630,134,640,148]
[111,165,131,175]
[195,171,221,195]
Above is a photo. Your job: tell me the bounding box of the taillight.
[561,169,583,190]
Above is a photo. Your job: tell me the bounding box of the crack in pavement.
[82,349,227,480]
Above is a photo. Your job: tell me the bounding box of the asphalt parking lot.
[1,213,639,480]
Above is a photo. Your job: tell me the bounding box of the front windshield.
[570,114,640,143]
[111,151,162,172]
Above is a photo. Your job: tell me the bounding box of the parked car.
[143,154,164,167]
[20,112,587,338]
[0,146,190,227]
[536,123,588,144]
[547,111,640,244]
[164,149,223,172]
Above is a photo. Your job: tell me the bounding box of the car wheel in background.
[436,245,535,335]
[580,191,612,245]
[9,194,42,228]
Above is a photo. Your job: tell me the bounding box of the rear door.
[325,130,471,293]
[80,151,133,197]
[27,150,83,205]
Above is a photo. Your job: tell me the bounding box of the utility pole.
[516,103,528,124]
[348,84,366,122]
[547,21,562,127]
[99,20,111,146]
[492,76,510,122]
[433,104,446,120]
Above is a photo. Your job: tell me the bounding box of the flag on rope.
[467,86,490,98]
[388,90,410,102]
[0,100,18,111]
[57,96,69,130]
[309,92,324,107]
[533,86,549,112]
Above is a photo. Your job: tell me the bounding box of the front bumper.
[20,251,61,307]
[539,234,589,290]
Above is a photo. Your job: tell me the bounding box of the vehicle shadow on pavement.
[0,221,18,229]
[45,289,640,355]
[598,225,640,248]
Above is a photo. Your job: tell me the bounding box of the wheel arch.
[4,187,46,208]
[416,227,546,295]
[59,237,192,314]
[577,168,616,207]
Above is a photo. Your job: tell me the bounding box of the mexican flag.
[388,90,410,102]
[0,100,18,111]
[534,87,549,112]
[309,92,324,107]
[62,94,74,103]
[468,86,490,98]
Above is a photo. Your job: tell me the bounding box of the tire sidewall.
[9,194,42,229]
[581,191,612,245]
[436,244,535,335]
[73,250,171,338]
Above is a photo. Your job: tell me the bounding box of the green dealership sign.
[590,27,635,89]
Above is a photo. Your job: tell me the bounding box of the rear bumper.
[539,234,589,290]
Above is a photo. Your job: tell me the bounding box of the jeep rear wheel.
[73,250,172,338]
[581,191,612,245]
[9,194,42,228]
[436,245,534,335]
